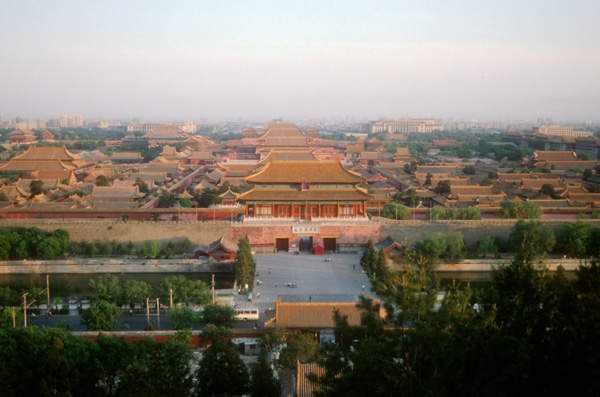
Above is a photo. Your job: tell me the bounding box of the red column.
[245,205,248,217]
[291,203,294,218]
[318,203,321,217]
[272,203,275,217]
[336,202,340,217]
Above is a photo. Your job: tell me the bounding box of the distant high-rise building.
[131,118,142,125]
[70,115,83,128]
[58,115,68,128]
[537,125,592,137]
[0,112,3,125]
[47,119,61,129]
[34,119,46,129]
[361,118,444,134]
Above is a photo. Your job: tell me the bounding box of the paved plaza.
[233,252,373,326]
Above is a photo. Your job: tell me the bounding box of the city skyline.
[1,1,599,122]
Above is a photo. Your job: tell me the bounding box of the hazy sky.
[1,1,599,122]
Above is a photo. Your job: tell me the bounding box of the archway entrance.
[276,238,289,252]
[299,236,313,252]
[323,238,337,252]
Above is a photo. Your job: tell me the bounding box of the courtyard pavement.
[233,252,374,327]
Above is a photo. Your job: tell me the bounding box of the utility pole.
[156,298,160,330]
[46,275,50,314]
[212,274,215,305]
[11,307,16,328]
[146,297,150,325]
[23,293,35,328]
[169,288,173,308]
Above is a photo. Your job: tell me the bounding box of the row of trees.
[70,237,191,259]
[426,206,482,220]
[88,274,211,308]
[372,219,599,267]
[0,227,194,260]
[0,325,281,397]
[327,236,600,395]
[0,227,70,260]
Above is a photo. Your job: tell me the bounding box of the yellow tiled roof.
[237,187,373,202]
[246,160,365,184]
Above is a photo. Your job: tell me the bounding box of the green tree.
[462,165,476,175]
[395,188,419,207]
[121,279,153,307]
[261,324,286,353]
[0,307,23,329]
[157,191,177,208]
[80,299,122,331]
[51,229,71,255]
[445,232,466,263]
[140,239,161,258]
[36,237,62,259]
[89,274,122,304]
[201,304,236,328]
[360,240,377,274]
[95,175,110,186]
[557,221,592,257]
[117,338,194,396]
[169,306,200,330]
[180,237,192,253]
[29,179,44,197]
[195,339,249,397]
[426,206,446,220]
[134,177,149,193]
[374,247,389,281]
[381,202,411,220]
[540,183,556,197]
[157,275,210,305]
[433,180,451,195]
[234,237,255,291]
[477,236,497,258]
[179,198,192,208]
[508,220,556,264]
[0,286,21,307]
[250,348,280,397]
[415,233,447,264]
[278,332,321,369]
[199,188,222,207]
[497,201,541,219]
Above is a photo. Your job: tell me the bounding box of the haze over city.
[1,0,599,122]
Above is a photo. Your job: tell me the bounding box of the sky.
[1,0,599,123]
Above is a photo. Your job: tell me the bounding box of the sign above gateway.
[292,226,320,234]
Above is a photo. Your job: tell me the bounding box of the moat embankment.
[0,258,233,274]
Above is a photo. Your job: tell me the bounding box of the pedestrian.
[257,292,260,299]
[362,284,365,291]
[353,264,356,270]
[276,282,278,288]
[309,295,312,303]
[268,268,271,274]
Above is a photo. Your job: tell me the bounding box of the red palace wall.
[230,223,380,250]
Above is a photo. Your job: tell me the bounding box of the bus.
[234,307,259,321]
